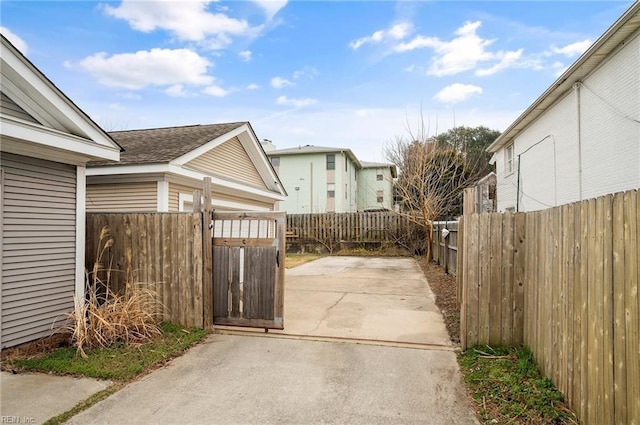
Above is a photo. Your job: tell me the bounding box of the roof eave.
[487,2,640,153]
[0,34,123,154]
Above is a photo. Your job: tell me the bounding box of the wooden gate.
[211,212,286,329]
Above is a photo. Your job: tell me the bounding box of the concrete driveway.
[271,256,450,347]
[67,256,478,425]
[68,335,477,425]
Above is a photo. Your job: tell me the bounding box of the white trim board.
[157,181,169,212]
[1,115,120,162]
[74,166,86,318]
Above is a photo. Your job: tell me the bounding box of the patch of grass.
[9,322,207,382]
[42,384,122,425]
[458,346,579,424]
[334,242,411,257]
[286,253,324,268]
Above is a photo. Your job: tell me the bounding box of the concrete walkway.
[0,371,111,425]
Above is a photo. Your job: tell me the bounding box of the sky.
[1,0,635,162]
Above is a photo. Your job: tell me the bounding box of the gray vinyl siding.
[1,152,76,348]
[1,91,39,124]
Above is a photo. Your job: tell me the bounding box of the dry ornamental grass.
[65,226,163,358]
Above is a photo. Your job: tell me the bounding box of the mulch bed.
[416,258,460,345]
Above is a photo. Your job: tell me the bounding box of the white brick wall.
[496,30,640,212]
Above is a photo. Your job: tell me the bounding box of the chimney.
[261,139,276,151]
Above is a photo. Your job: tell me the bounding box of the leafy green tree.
[432,126,500,180]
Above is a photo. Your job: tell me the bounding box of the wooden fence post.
[444,225,450,273]
[457,216,464,305]
[202,178,213,328]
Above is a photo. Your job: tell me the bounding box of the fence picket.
[85,213,204,328]
[458,188,638,425]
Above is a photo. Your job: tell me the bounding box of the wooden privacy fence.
[286,212,423,251]
[459,189,639,425]
[431,221,459,276]
[86,213,205,327]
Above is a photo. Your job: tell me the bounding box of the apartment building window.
[327,183,335,198]
[505,144,514,175]
[345,158,348,172]
[376,190,384,203]
[270,156,280,167]
[345,184,348,199]
[376,169,383,181]
[326,154,335,170]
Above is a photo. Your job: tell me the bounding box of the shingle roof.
[89,122,246,166]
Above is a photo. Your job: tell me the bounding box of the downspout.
[574,82,583,201]
[516,154,521,212]
[310,161,314,212]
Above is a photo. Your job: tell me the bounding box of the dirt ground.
[416,258,461,345]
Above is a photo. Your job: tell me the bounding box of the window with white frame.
[376,190,384,203]
[376,169,383,181]
[505,143,515,175]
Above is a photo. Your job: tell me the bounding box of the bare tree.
[386,124,497,260]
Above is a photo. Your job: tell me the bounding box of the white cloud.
[552,61,568,77]
[394,20,523,77]
[246,83,260,90]
[355,109,374,118]
[0,27,28,54]
[118,92,142,100]
[252,0,288,20]
[434,83,482,104]
[404,64,424,73]
[78,48,212,90]
[165,84,188,97]
[239,50,252,62]
[276,95,317,108]
[350,22,413,50]
[550,39,592,57]
[475,49,523,76]
[292,66,318,80]
[203,85,229,97]
[270,76,294,88]
[102,1,256,49]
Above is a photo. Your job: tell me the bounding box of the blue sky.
[1,1,634,161]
